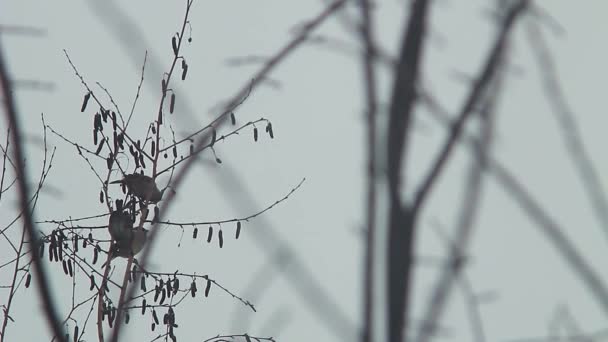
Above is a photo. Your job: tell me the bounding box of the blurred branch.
[526,22,608,243]
[358,0,378,341]
[385,1,431,342]
[0,38,65,342]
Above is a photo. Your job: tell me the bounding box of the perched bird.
[110,173,163,203]
[108,210,133,243]
[111,227,148,259]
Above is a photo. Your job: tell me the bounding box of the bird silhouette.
[110,173,163,203]
[111,227,148,259]
[108,210,133,243]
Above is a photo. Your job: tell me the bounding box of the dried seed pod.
[89,274,96,291]
[189,144,193,155]
[101,109,108,122]
[139,153,146,169]
[163,313,168,325]
[151,323,156,331]
[152,309,159,325]
[58,238,64,261]
[154,285,161,302]
[204,278,211,297]
[190,281,197,297]
[253,127,258,142]
[73,326,78,342]
[142,299,147,315]
[52,240,59,262]
[141,275,147,291]
[81,92,91,112]
[207,226,213,243]
[181,62,188,80]
[39,242,45,259]
[230,112,236,125]
[25,273,31,288]
[171,36,178,55]
[166,279,172,298]
[112,111,117,131]
[125,313,130,324]
[193,227,198,239]
[160,289,168,303]
[117,133,124,149]
[173,278,179,295]
[215,157,222,164]
[67,259,73,277]
[170,93,175,113]
[151,124,156,134]
[99,190,104,203]
[236,221,241,239]
[94,113,102,131]
[62,260,68,275]
[151,141,156,157]
[93,245,99,264]
[73,235,79,253]
[218,230,223,248]
[95,138,105,155]
[172,146,177,158]
[106,153,114,170]
[93,129,98,146]
[161,79,167,95]
[267,122,274,138]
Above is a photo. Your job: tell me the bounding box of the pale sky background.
[2,1,608,341]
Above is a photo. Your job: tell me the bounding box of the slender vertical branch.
[359,0,378,341]
[385,1,431,341]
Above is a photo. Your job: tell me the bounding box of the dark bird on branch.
[110,173,163,203]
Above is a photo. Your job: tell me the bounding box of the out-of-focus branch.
[385,1,431,342]
[358,0,378,340]
[0,40,65,341]
[411,0,528,214]
[526,21,608,243]
[421,87,608,323]
[416,64,502,342]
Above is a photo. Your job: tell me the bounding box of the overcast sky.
[2,1,608,341]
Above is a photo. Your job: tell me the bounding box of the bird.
[110,173,163,203]
[111,227,148,259]
[108,210,133,243]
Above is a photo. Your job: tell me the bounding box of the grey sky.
[1,1,608,341]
